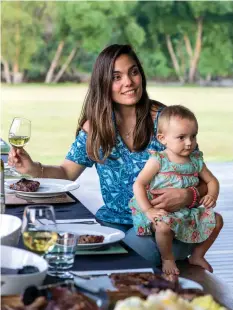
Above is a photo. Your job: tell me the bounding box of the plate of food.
[54,223,126,250]
[5,178,80,198]
[2,271,226,310]
[72,271,203,293]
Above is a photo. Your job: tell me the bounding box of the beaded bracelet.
[37,162,44,178]
[188,186,198,209]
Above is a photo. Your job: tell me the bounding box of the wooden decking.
[204,162,233,290]
[178,162,233,309]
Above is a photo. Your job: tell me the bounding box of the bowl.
[0,214,22,247]
[1,245,48,295]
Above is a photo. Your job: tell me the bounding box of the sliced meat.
[9,178,40,192]
[77,235,105,244]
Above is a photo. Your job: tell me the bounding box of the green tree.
[45,1,145,83]
[137,1,233,83]
[1,1,49,83]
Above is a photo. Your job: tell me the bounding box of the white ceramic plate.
[54,223,125,250]
[5,178,80,198]
[72,270,203,292]
[179,277,203,290]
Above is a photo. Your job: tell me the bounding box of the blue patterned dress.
[129,151,216,243]
[66,112,164,225]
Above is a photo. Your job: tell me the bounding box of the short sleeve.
[149,151,163,167]
[190,150,204,172]
[66,130,94,167]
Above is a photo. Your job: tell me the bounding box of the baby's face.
[163,117,198,157]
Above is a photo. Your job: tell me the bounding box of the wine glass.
[22,205,58,256]
[9,117,31,148]
[8,117,31,176]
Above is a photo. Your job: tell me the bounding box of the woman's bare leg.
[154,221,179,275]
[189,213,223,273]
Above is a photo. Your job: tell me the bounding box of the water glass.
[44,232,78,278]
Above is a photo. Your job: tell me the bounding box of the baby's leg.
[189,213,223,273]
[153,221,180,275]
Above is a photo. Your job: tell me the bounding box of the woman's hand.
[150,188,192,212]
[8,147,37,176]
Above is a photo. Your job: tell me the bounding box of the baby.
[129,105,223,275]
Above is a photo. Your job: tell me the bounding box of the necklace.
[124,127,134,139]
[115,113,135,139]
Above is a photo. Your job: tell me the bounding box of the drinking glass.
[22,205,57,256]
[9,117,31,148]
[44,232,78,278]
[8,117,31,176]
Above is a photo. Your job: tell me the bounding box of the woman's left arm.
[150,181,208,212]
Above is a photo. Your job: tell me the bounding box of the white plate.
[54,223,125,250]
[179,277,203,290]
[72,271,203,293]
[5,178,80,198]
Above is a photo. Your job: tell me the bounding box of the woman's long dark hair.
[77,44,164,163]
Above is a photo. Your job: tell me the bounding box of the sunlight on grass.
[2,85,233,164]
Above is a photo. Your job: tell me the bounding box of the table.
[5,197,155,275]
[5,197,233,309]
[3,179,233,310]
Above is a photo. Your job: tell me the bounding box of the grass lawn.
[1,85,233,164]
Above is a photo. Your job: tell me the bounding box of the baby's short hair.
[158,105,198,134]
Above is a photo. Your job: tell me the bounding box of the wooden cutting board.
[6,193,76,205]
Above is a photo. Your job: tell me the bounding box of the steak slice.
[110,273,165,289]
[110,272,180,292]
[9,178,40,192]
[77,235,105,244]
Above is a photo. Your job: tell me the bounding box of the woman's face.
[111,54,143,106]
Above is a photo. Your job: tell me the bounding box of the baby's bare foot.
[162,259,180,275]
[189,256,213,273]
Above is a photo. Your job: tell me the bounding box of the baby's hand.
[200,195,216,208]
[145,208,168,223]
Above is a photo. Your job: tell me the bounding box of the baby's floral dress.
[129,151,216,243]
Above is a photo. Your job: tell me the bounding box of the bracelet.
[37,162,44,178]
[193,186,200,201]
[188,186,198,209]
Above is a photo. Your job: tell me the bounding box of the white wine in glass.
[22,205,58,255]
[9,117,31,148]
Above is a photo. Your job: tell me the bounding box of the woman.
[8,44,206,266]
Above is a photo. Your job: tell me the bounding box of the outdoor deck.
[205,162,233,290]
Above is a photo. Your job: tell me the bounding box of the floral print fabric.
[129,151,216,243]
[66,111,164,225]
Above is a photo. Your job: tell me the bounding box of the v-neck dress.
[129,151,216,243]
[66,111,164,225]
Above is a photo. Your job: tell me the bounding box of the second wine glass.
[22,205,58,256]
